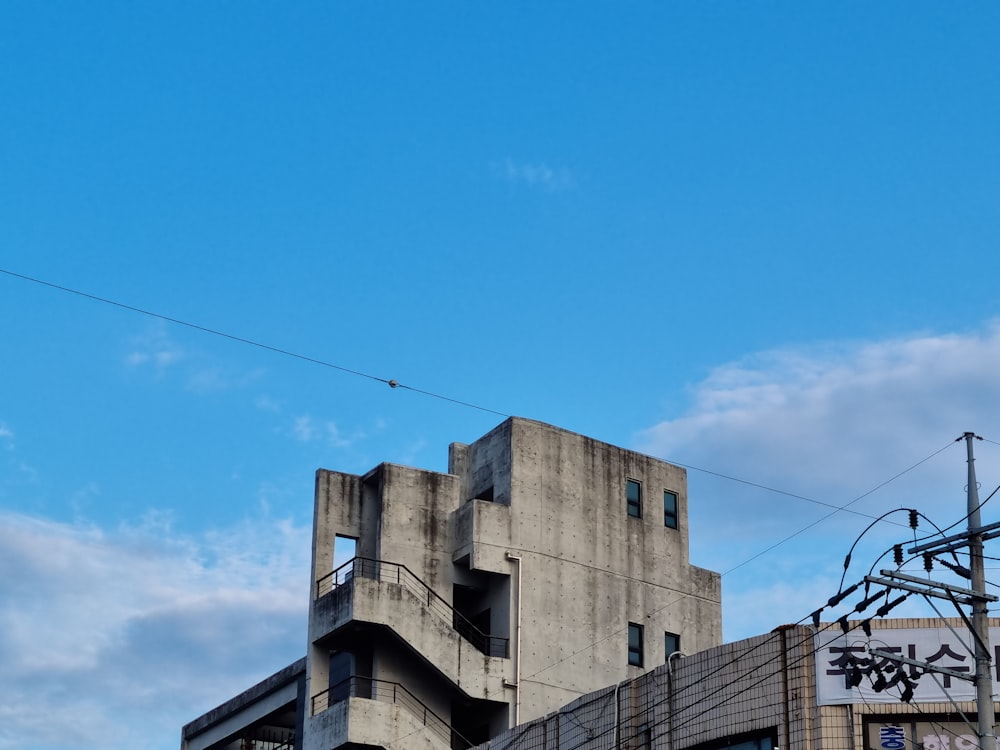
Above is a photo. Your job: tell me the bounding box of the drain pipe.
[614,680,622,748]
[667,650,685,750]
[505,552,522,726]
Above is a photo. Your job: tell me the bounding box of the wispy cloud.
[396,438,428,467]
[124,323,185,371]
[254,395,283,413]
[0,511,309,750]
[292,415,320,442]
[291,415,359,449]
[256,400,384,467]
[637,322,1000,640]
[124,323,264,393]
[0,421,37,486]
[493,158,576,192]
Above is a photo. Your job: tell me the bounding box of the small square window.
[626,479,642,518]
[663,490,678,529]
[664,631,680,659]
[628,622,644,666]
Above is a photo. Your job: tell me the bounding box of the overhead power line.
[0,265,966,607]
[3,266,941,519]
[0,267,509,417]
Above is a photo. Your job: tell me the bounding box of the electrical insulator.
[828,582,860,608]
[909,509,918,529]
[855,591,885,613]
[875,594,908,617]
[900,677,915,703]
[846,664,864,688]
[894,544,903,566]
[924,553,933,572]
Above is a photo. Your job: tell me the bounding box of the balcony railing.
[311,675,473,749]
[315,557,509,658]
[235,729,295,750]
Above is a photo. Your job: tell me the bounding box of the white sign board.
[868,721,1000,750]
[815,626,1000,705]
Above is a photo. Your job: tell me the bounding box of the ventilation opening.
[451,698,506,749]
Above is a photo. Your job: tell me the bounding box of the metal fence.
[235,729,295,750]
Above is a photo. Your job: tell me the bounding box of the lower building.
[475,616,1000,750]
[181,660,303,750]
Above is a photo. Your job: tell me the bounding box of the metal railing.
[315,556,509,658]
[236,728,295,750]
[311,675,473,749]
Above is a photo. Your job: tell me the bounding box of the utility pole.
[965,432,995,750]
[863,433,997,750]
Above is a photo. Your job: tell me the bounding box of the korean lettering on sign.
[870,723,1000,750]
[815,627,1000,705]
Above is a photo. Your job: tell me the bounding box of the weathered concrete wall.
[376,463,460,596]
[304,697,448,750]
[311,470,363,593]
[450,419,514,506]
[451,499,515,575]
[460,419,722,724]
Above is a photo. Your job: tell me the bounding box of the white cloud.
[291,415,357,449]
[0,422,37,487]
[396,438,428,467]
[292,415,319,442]
[494,158,576,192]
[188,365,265,394]
[254,395,283,413]
[0,511,309,750]
[637,322,1000,642]
[639,323,1000,493]
[185,365,228,393]
[124,323,185,372]
[123,323,266,394]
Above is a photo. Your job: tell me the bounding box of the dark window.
[626,479,642,518]
[665,632,680,659]
[663,490,678,528]
[690,730,778,750]
[637,723,652,749]
[628,622,644,666]
[329,651,353,702]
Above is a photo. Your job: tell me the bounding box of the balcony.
[315,557,509,658]
[310,676,473,749]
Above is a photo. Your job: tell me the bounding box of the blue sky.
[2,3,1000,749]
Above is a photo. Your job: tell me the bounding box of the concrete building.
[182,417,723,750]
[476,616,1000,750]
